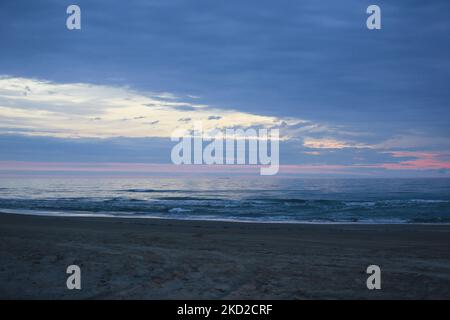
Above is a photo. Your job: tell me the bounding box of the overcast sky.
[0,0,449,176]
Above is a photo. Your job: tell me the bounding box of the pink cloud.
[0,161,359,175]
[1,151,449,177]
[0,162,263,174]
[381,151,450,170]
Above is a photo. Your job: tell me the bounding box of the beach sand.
[1,213,450,299]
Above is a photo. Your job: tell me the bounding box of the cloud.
[374,134,450,151]
[303,138,370,149]
[1,75,450,176]
[0,76,313,139]
[381,151,450,170]
[169,105,198,111]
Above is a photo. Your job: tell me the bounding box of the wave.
[168,207,193,213]
[155,196,224,201]
[123,189,179,193]
[2,207,449,224]
[1,194,450,224]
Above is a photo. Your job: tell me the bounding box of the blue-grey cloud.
[1,0,449,132]
[0,0,449,176]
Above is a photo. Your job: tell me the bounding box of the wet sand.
[1,213,450,299]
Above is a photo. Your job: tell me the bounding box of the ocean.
[1,177,450,224]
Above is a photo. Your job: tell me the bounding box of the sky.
[0,0,449,177]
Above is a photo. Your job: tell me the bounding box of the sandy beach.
[1,212,450,299]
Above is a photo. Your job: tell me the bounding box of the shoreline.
[1,212,450,299]
[2,210,450,226]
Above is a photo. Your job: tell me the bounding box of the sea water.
[1,177,450,224]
